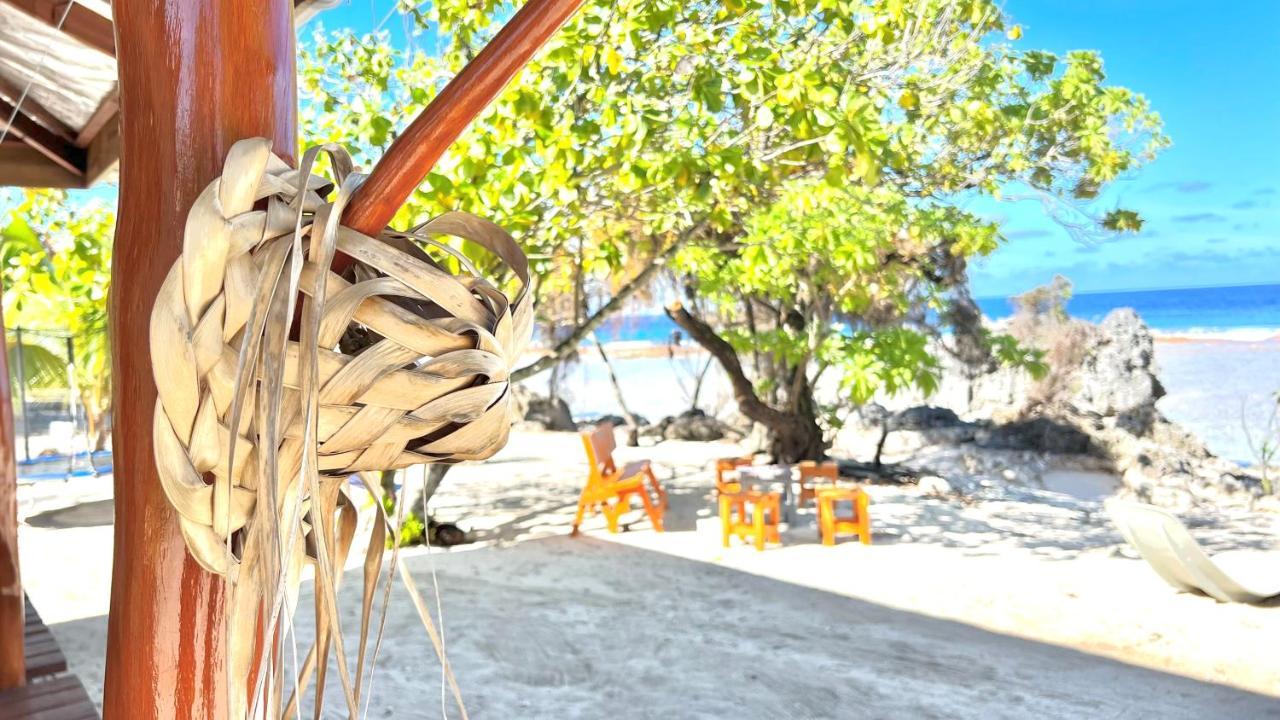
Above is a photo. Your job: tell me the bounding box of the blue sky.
[15,1,1276,299]
[966,0,1280,297]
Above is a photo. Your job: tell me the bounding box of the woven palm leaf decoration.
[150,138,531,717]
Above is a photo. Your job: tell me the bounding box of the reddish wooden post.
[0,299,24,690]
[103,2,296,717]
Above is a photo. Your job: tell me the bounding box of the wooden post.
[103,2,296,718]
[0,300,24,690]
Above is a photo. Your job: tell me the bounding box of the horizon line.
[974,279,1280,301]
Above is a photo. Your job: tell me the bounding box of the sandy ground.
[16,431,1280,718]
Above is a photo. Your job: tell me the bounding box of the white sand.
[16,431,1280,718]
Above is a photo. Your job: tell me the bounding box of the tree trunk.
[547,357,565,405]
[104,3,297,717]
[395,464,451,522]
[666,303,824,463]
[593,336,640,446]
[763,392,824,463]
[686,355,713,413]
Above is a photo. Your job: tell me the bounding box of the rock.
[827,308,1263,511]
[1070,309,1165,434]
[974,417,1092,455]
[1145,485,1196,513]
[523,394,576,432]
[660,409,729,441]
[890,405,962,430]
[856,403,891,427]
[1072,309,1165,413]
[593,413,649,428]
[1255,495,1280,514]
[880,427,976,456]
[836,404,977,459]
[427,520,467,547]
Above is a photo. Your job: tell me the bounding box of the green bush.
[381,493,426,548]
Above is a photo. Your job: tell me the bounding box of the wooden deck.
[0,596,96,720]
[22,598,66,682]
[0,675,97,720]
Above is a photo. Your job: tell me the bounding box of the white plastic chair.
[1105,499,1280,604]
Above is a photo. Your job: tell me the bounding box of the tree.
[301,0,1165,465]
[300,0,1045,380]
[665,4,1166,460]
[2,190,114,450]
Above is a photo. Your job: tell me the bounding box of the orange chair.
[816,486,872,546]
[719,489,781,551]
[714,456,753,494]
[796,460,838,507]
[572,423,667,535]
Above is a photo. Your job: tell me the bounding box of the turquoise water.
[589,283,1280,344]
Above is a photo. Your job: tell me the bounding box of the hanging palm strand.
[149,138,532,716]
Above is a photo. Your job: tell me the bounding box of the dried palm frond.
[150,137,531,718]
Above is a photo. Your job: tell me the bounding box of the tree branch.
[511,232,689,382]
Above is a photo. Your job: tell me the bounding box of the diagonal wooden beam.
[343,0,586,236]
[294,0,340,25]
[0,0,116,57]
[83,108,119,184]
[75,87,117,147]
[0,98,86,176]
[0,74,77,143]
[0,142,84,188]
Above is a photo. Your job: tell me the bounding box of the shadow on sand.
[48,534,1280,719]
[25,498,114,529]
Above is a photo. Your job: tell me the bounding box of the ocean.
[977,283,1280,336]
[589,283,1280,344]
[537,283,1280,463]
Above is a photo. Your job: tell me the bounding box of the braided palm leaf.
[149,138,529,717]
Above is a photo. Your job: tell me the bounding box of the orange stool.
[719,489,781,551]
[796,460,838,507]
[816,486,871,546]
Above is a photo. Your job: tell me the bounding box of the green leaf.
[1101,209,1144,233]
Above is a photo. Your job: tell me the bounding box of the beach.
[17,431,1280,717]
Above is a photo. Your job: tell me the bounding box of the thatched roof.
[0,0,335,189]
